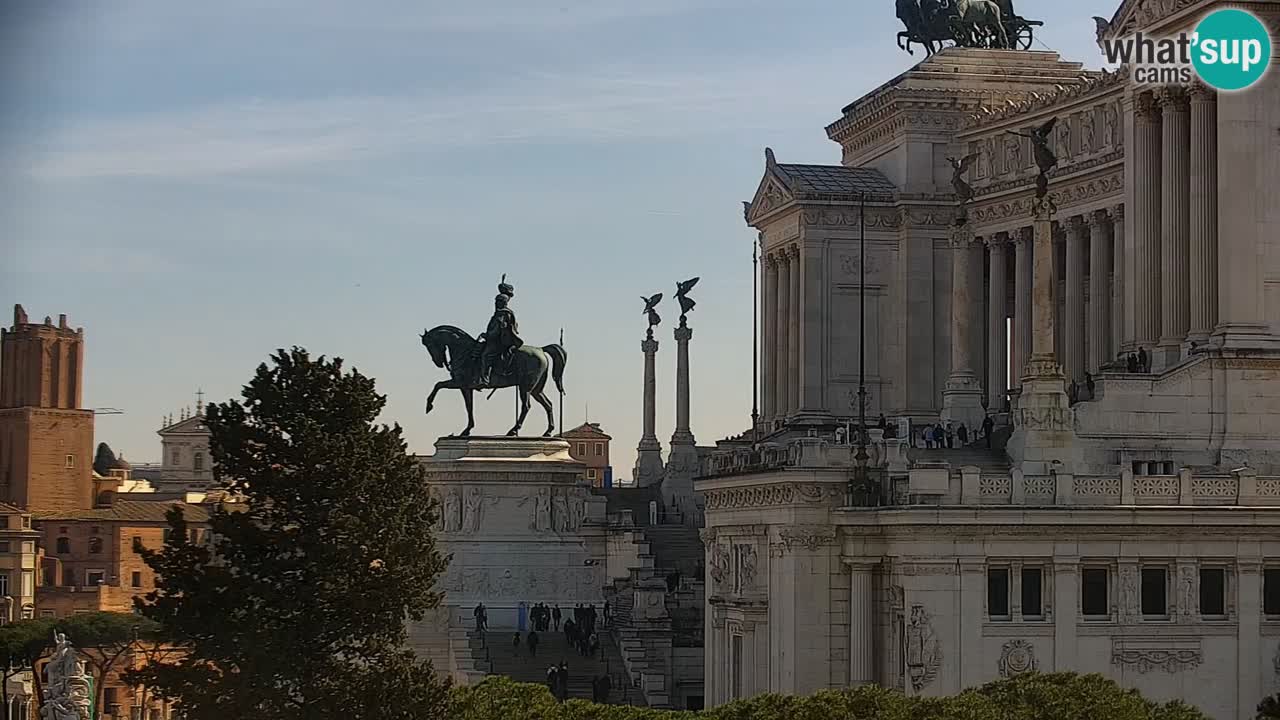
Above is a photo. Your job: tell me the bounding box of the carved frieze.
[773,525,837,555]
[1111,637,1203,673]
[704,482,845,511]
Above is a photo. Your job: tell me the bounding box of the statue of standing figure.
[479,275,523,386]
[1009,117,1059,200]
[42,631,92,720]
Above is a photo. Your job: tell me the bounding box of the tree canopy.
[129,347,450,720]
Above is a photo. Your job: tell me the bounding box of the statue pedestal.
[417,436,606,630]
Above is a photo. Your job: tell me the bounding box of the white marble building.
[701,2,1280,718]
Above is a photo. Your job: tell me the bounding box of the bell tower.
[0,305,95,512]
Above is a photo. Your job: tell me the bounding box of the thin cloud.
[24,53,886,180]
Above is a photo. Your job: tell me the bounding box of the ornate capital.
[1088,209,1110,232]
[1015,226,1034,245]
[1155,86,1188,113]
[1110,204,1125,222]
[1134,91,1160,122]
[1063,215,1085,237]
[786,244,801,261]
[985,231,1010,248]
[1187,81,1217,103]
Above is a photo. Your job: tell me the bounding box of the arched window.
[55,538,70,554]
[88,537,103,554]
[194,452,204,471]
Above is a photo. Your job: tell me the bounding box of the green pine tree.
[129,348,450,719]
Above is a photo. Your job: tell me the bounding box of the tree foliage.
[1258,694,1280,720]
[445,673,1210,720]
[128,347,450,720]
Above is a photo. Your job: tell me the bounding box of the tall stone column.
[763,253,779,420]
[942,225,984,429]
[1133,91,1162,358]
[1088,210,1112,374]
[845,560,875,686]
[1188,84,1218,345]
[1014,227,1033,389]
[665,318,700,520]
[1110,205,1126,360]
[987,234,1009,410]
[787,247,801,414]
[1063,217,1086,383]
[1158,88,1191,367]
[634,333,664,487]
[775,248,791,416]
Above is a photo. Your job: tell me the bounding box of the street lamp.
[848,191,876,507]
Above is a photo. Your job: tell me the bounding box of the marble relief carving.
[710,543,731,592]
[442,487,463,533]
[905,605,941,692]
[999,640,1038,678]
[1119,566,1139,621]
[1177,566,1196,623]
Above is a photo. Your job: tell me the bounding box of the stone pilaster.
[1014,227,1033,389]
[762,252,778,420]
[845,560,875,686]
[787,246,801,414]
[1188,84,1218,345]
[1110,205,1127,359]
[1063,216,1086,383]
[1133,91,1162,358]
[987,233,1009,410]
[1158,88,1191,366]
[775,247,792,416]
[1087,210,1112,374]
[942,223,984,429]
[634,334,665,487]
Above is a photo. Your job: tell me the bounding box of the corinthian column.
[763,253,778,420]
[1111,205,1126,360]
[787,247,801,414]
[943,225,984,428]
[1158,87,1190,366]
[1088,210,1112,374]
[1188,84,1218,345]
[1014,227,1033,387]
[1063,217,1086,383]
[987,233,1009,410]
[1133,91,1162,359]
[634,332,664,486]
[775,248,791,416]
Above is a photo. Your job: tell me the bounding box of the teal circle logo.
[1191,9,1272,91]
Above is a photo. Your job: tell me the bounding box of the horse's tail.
[542,344,568,394]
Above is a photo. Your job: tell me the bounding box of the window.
[62,567,74,587]
[171,449,180,465]
[88,537,103,554]
[1199,568,1226,617]
[55,537,70,554]
[594,442,604,456]
[0,573,9,597]
[576,442,586,456]
[1264,569,1280,615]
[133,536,144,553]
[20,605,32,620]
[1141,567,1168,617]
[104,688,117,705]
[586,469,597,480]
[131,572,142,588]
[86,570,105,586]
[1081,568,1109,618]
[40,610,55,618]
[194,452,204,471]
[987,567,1010,619]
[1021,567,1044,618]
[21,541,32,554]
[21,516,30,529]
[729,634,743,700]
[64,454,75,468]
[20,571,32,598]
[0,541,9,553]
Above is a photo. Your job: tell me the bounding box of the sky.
[0,0,1116,478]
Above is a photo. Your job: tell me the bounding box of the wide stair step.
[483,631,643,706]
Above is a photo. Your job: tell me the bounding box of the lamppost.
[751,236,760,445]
[848,191,875,506]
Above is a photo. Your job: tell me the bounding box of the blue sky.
[0,0,1116,476]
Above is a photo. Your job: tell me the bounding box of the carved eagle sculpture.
[641,292,663,329]
[675,277,699,317]
[1092,16,1112,55]
[945,153,979,204]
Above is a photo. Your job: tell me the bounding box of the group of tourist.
[528,602,559,632]
[1067,372,1097,405]
[513,629,540,656]
[563,603,602,658]
[1125,347,1152,374]
[915,414,997,450]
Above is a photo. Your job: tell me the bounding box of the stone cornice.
[961,68,1126,132]
[968,167,1125,229]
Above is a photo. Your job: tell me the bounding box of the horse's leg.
[508,387,531,437]
[426,379,455,415]
[461,388,475,437]
[534,389,556,437]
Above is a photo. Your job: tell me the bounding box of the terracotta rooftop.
[0,502,27,515]
[35,500,211,524]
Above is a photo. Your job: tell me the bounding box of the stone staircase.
[482,630,644,706]
[641,525,704,576]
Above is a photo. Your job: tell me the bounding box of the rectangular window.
[0,541,9,553]
[21,541,32,554]
[1141,567,1168,617]
[65,454,75,468]
[576,443,586,456]
[39,610,55,618]
[987,567,1010,619]
[62,567,74,587]
[594,442,604,456]
[1081,568,1109,618]
[171,449,180,465]
[86,570,105,586]
[1021,567,1044,618]
[1264,569,1280,615]
[0,573,8,598]
[729,634,743,700]
[104,688,117,705]
[131,572,142,588]
[20,571,32,598]
[586,469,597,480]
[133,536,143,553]
[1199,568,1226,617]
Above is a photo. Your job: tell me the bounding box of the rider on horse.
[479,275,523,386]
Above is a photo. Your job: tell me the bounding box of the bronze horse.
[422,325,567,437]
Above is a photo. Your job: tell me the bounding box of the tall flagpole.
[752,234,760,445]
[558,328,565,435]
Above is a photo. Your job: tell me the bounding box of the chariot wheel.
[1013,23,1035,50]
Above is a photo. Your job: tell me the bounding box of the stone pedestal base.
[941,371,985,430]
[635,437,666,488]
[420,436,605,630]
[663,441,702,525]
[1005,356,1079,474]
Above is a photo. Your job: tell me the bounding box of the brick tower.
[0,305,94,512]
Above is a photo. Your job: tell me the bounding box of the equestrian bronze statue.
[422,276,567,437]
[896,0,1042,56]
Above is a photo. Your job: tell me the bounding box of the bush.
[446,673,1210,720]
